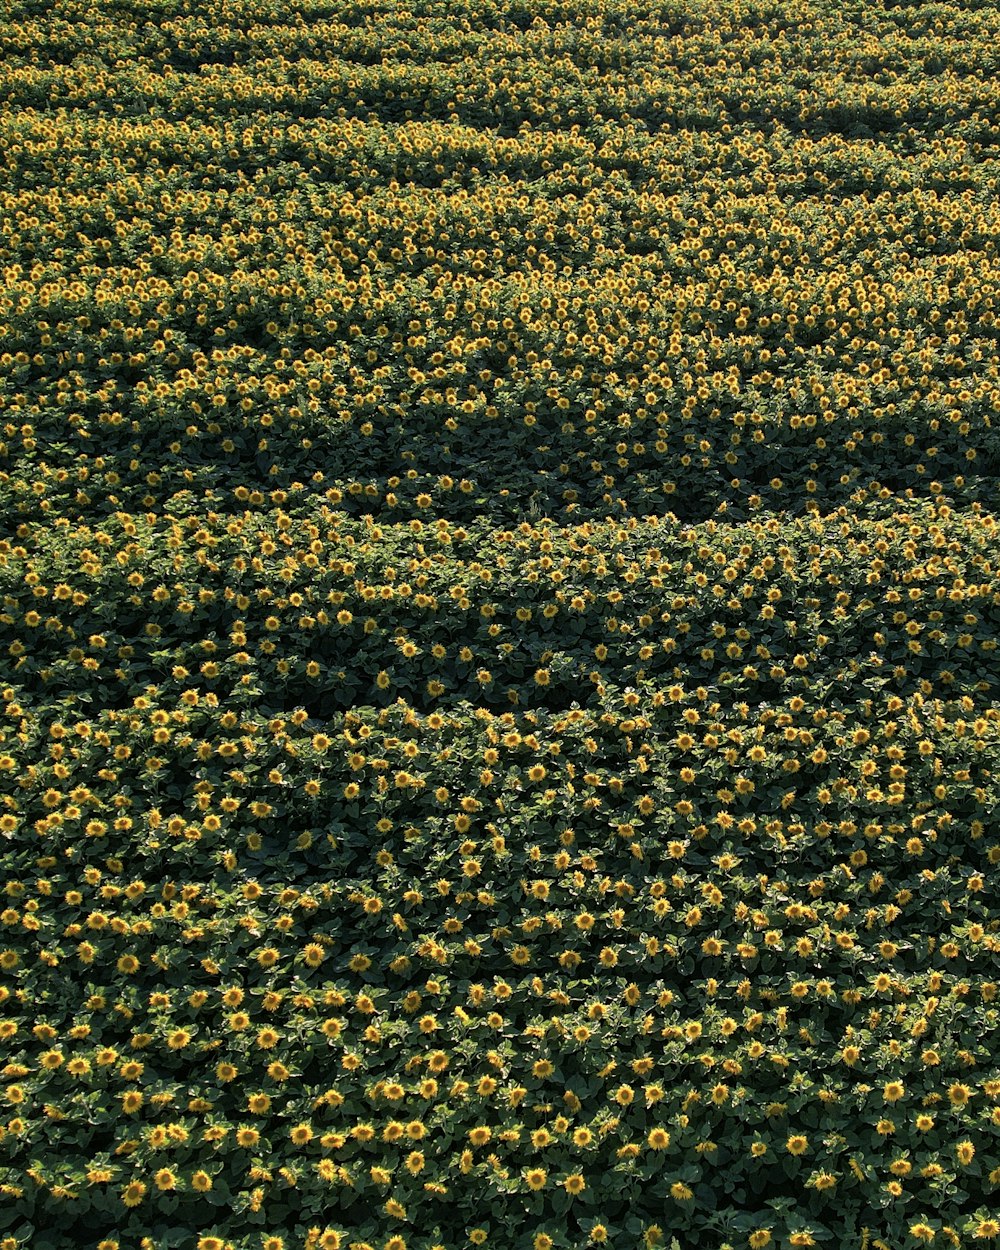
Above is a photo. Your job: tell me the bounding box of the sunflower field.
[1,0,1000,1249]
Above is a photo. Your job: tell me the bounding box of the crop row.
[2,503,998,720]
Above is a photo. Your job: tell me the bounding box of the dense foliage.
[1,1,999,1250]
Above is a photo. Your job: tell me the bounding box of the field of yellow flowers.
[2,1,1000,1249]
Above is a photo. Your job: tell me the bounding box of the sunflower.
[948,1083,972,1107]
[121,1180,147,1207]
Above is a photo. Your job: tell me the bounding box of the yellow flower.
[302,944,325,967]
[121,1180,146,1207]
[786,1136,809,1156]
[647,1128,671,1150]
[525,1168,547,1190]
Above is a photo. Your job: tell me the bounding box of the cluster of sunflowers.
[4,0,1000,531]
[2,0,1000,1248]
[1,499,999,719]
[0,681,998,1250]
